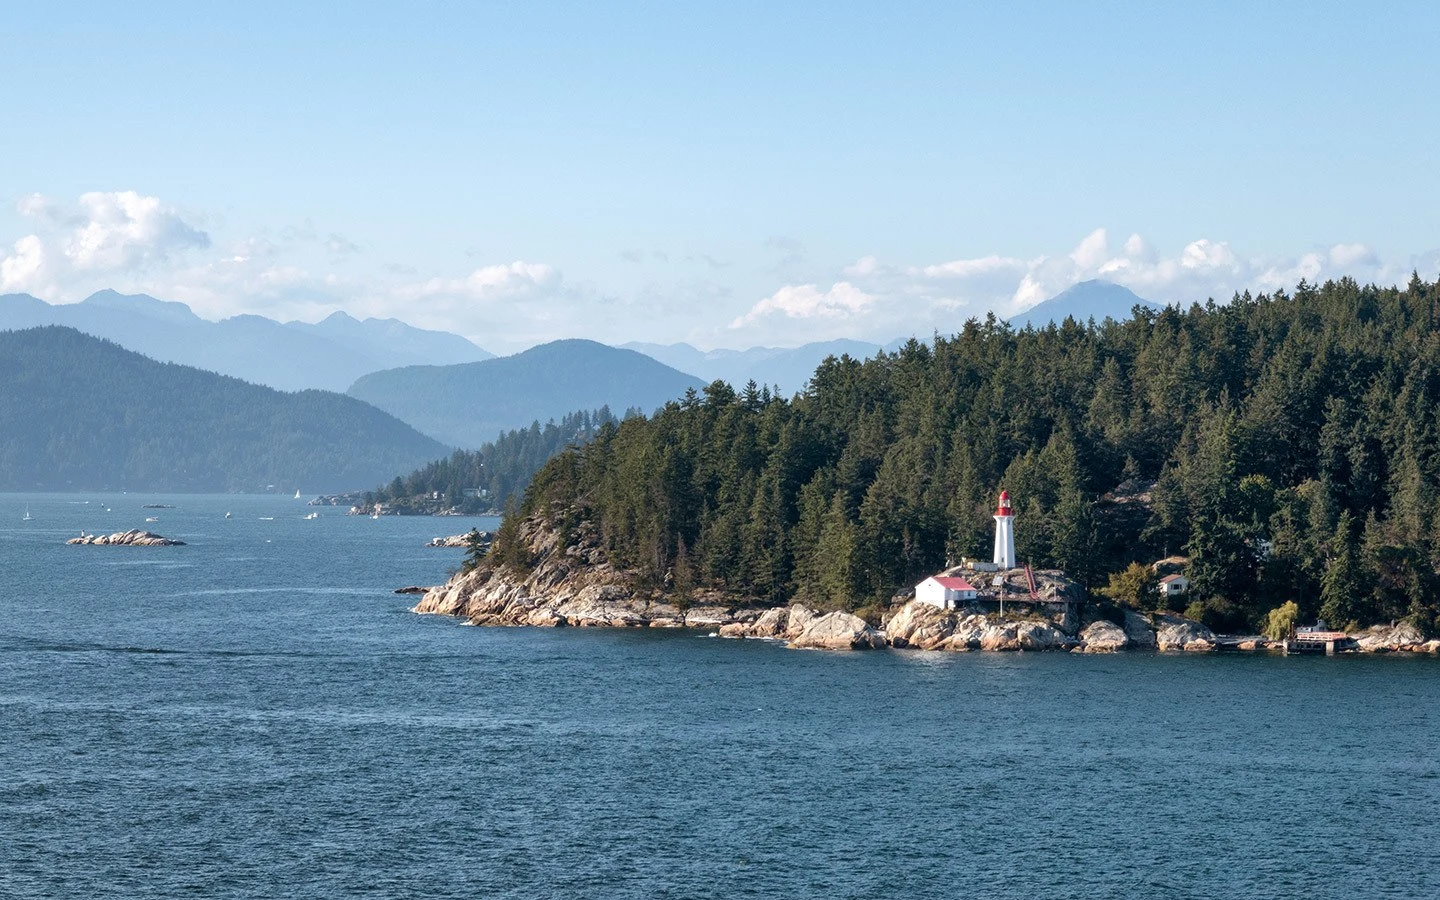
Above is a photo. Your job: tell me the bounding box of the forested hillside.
[367,407,635,512]
[503,276,1440,634]
[347,339,704,447]
[0,327,449,491]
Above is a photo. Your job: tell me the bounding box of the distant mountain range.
[0,290,493,392]
[620,339,888,396]
[1008,280,1160,329]
[0,327,448,492]
[348,339,706,448]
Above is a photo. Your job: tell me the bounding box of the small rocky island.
[426,531,490,548]
[412,509,1439,655]
[68,530,185,546]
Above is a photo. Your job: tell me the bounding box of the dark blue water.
[3,493,1438,898]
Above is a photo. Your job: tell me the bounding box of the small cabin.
[1158,573,1189,598]
[916,575,979,609]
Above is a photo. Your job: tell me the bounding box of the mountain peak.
[81,289,202,324]
[1010,280,1158,329]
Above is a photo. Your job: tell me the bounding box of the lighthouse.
[993,489,1015,569]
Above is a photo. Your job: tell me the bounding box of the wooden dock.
[1283,630,1357,655]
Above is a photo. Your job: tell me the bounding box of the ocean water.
[2,493,1438,899]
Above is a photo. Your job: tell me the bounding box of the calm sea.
[2,493,1438,899]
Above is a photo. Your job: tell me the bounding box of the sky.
[3,1,1439,353]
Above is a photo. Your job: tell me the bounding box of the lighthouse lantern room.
[993,490,1015,569]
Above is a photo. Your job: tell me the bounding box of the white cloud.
[723,230,1425,345]
[1069,227,1110,269]
[921,254,1024,279]
[730,281,874,328]
[63,191,209,270]
[409,261,560,302]
[0,235,51,294]
[0,191,209,296]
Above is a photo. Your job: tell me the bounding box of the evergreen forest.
[500,276,1440,634]
[367,407,635,512]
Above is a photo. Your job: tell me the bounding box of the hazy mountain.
[1008,280,1160,329]
[287,311,493,371]
[0,290,492,392]
[348,339,705,448]
[620,339,885,395]
[0,326,449,492]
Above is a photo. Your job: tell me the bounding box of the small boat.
[145,516,159,522]
[303,511,319,520]
[258,517,275,521]
[294,489,302,500]
[23,505,32,521]
[225,512,232,519]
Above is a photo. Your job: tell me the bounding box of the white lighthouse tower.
[993,489,1015,569]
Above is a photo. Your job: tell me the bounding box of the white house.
[1158,574,1189,599]
[915,575,979,609]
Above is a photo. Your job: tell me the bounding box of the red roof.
[1159,574,1187,584]
[932,576,977,591]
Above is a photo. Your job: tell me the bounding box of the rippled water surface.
[3,493,1438,898]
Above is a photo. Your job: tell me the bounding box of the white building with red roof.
[915,575,979,609]
[1158,573,1190,599]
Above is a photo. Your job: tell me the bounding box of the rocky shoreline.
[412,513,1438,655]
[67,529,185,546]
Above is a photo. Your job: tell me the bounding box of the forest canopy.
[501,275,1440,635]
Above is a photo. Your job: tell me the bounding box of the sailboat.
[23,504,32,521]
[294,489,302,500]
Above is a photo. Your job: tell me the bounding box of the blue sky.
[4,1,1438,351]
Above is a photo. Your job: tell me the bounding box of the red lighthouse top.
[995,489,1012,516]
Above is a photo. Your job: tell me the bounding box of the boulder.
[784,604,820,638]
[718,622,750,639]
[1155,615,1216,651]
[1356,622,1428,652]
[942,615,989,651]
[1079,619,1128,653]
[788,611,885,650]
[524,608,565,628]
[979,620,1065,651]
[747,607,789,638]
[885,600,955,650]
[1122,611,1157,649]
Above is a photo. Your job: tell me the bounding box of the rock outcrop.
[1355,622,1428,652]
[427,531,492,548]
[1154,614,1216,651]
[884,601,956,650]
[67,530,184,546]
[978,620,1069,651]
[1122,611,1158,649]
[1079,619,1128,653]
[788,611,885,650]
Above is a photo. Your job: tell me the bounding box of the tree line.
[367,407,640,512]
